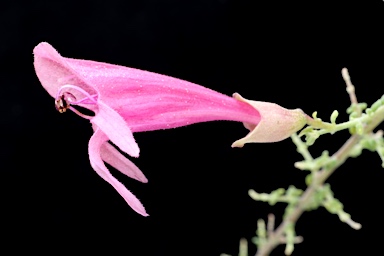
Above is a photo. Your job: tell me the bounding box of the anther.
[55,92,76,113]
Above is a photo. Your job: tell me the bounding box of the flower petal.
[33,42,98,101]
[231,93,307,147]
[34,42,261,133]
[88,128,148,216]
[91,101,140,157]
[100,142,148,183]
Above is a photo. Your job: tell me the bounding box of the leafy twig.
[221,69,384,256]
[253,69,384,255]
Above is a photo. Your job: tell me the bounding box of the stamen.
[56,84,98,104]
[55,92,76,113]
[55,84,98,119]
[69,106,94,120]
[73,94,98,105]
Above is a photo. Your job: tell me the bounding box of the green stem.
[306,112,372,136]
[255,105,384,256]
[291,133,313,161]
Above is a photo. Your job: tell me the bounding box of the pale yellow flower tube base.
[232,93,307,147]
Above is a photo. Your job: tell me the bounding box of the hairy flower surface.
[34,42,306,216]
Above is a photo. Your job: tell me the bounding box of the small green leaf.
[305,174,313,185]
[355,123,364,135]
[298,126,314,137]
[371,99,382,112]
[349,126,356,135]
[330,110,339,124]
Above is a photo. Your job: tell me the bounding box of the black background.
[2,1,384,255]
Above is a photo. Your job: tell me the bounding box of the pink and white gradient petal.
[89,128,148,216]
[91,102,140,158]
[100,143,148,183]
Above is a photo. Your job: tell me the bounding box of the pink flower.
[33,42,307,216]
